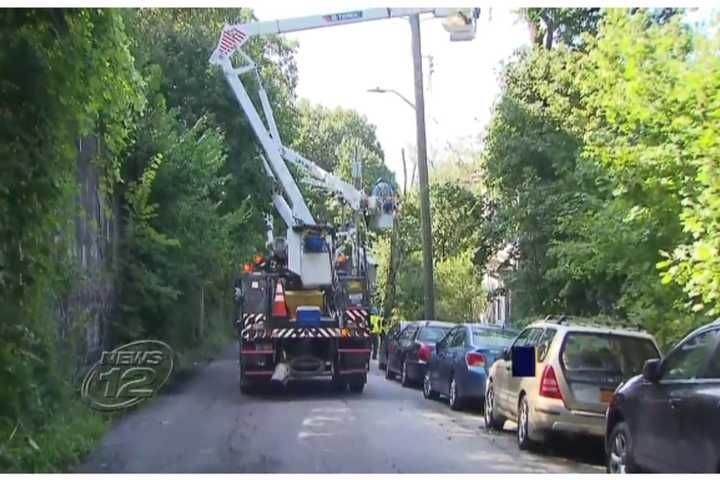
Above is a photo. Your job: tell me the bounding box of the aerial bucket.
[440,8,479,42]
[371,180,396,230]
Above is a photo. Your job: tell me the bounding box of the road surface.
[78,345,604,473]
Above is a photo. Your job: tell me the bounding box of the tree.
[480,9,714,346]
[0,9,144,471]
[376,181,488,322]
[522,8,603,50]
[125,8,299,240]
[291,100,394,225]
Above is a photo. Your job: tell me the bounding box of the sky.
[247,4,530,186]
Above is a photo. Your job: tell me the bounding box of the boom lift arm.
[209,7,480,227]
[210,8,479,286]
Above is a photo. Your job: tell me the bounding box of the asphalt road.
[78,345,605,473]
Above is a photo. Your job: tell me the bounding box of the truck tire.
[349,379,365,393]
[332,376,347,392]
[240,376,255,395]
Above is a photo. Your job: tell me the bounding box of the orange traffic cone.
[272,280,288,318]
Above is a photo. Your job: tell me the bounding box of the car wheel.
[385,362,395,380]
[484,382,505,430]
[423,371,439,400]
[607,421,639,473]
[517,394,534,450]
[448,376,464,411]
[400,361,411,387]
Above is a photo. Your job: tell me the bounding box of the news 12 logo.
[81,340,174,411]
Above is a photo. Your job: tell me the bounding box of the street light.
[366,16,436,321]
[367,87,416,111]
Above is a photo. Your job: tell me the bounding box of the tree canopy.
[481,9,718,346]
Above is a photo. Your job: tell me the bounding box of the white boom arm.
[209,8,480,229]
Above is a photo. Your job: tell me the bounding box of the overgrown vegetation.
[480,9,719,347]
[375,179,492,323]
[0,8,390,472]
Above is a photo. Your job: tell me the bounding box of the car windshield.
[472,328,517,347]
[417,326,451,343]
[562,333,660,378]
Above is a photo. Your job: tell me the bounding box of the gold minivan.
[484,316,661,450]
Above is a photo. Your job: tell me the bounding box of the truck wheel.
[240,377,255,395]
[332,376,347,392]
[349,379,365,393]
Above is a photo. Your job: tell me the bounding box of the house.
[480,242,516,326]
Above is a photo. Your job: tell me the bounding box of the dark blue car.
[423,323,517,410]
[605,319,720,473]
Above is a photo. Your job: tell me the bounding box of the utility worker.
[370,307,382,360]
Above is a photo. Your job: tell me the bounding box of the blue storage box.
[296,306,322,326]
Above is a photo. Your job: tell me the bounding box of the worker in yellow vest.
[370,307,382,360]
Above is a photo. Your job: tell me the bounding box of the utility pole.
[409,14,435,320]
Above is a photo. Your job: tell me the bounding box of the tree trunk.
[383,213,401,321]
[198,285,205,341]
[401,148,408,197]
[543,17,555,49]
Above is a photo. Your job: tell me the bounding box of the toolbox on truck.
[296,306,322,327]
[285,289,324,319]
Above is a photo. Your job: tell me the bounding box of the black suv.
[605,319,720,473]
[385,320,453,386]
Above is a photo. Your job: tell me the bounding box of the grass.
[0,399,109,473]
[0,320,235,473]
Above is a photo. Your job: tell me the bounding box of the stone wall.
[58,136,118,370]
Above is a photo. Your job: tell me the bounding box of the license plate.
[600,389,613,403]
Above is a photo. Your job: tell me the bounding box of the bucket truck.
[211,7,480,393]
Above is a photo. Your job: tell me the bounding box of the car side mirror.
[436,342,444,353]
[501,347,511,361]
[642,358,662,383]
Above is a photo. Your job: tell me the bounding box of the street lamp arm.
[367,87,416,111]
[388,89,417,111]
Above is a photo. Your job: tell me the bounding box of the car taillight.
[465,352,486,368]
[539,365,563,399]
[418,343,433,362]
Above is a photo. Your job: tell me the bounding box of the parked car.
[484,316,661,451]
[424,323,517,410]
[605,319,720,473]
[378,321,409,371]
[385,320,453,386]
